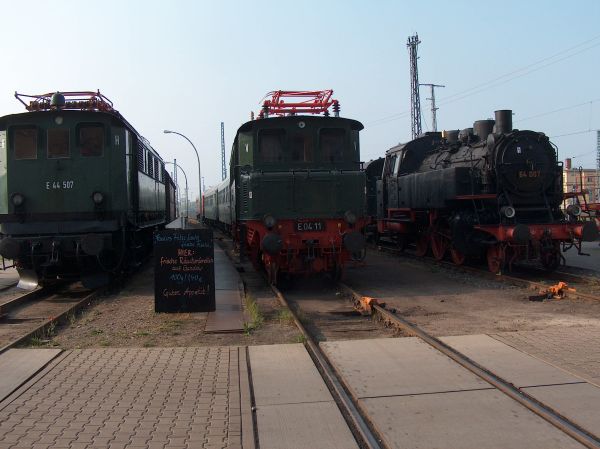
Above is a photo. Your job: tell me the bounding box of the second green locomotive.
[203,90,367,284]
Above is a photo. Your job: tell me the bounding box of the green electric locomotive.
[203,90,367,284]
[0,91,176,288]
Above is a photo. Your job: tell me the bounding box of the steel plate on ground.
[214,246,240,290]
[321,337,490,398]
[0,349,62,402]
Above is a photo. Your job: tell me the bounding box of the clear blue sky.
[1,0,599,199]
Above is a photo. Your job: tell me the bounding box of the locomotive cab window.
[383,154,397,177]
[320,128,345,162]
[47,128,70,158]
[79,124,104,157]
[12,127,38,160]
[258,129,285,163]
[290,132,313,162]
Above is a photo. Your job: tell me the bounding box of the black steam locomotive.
[374,109,598,273]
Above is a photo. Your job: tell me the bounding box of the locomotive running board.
[16,269,39,291]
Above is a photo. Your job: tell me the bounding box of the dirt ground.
[22,234,600,349]
[345,249,600,336]
[28,255,300,350]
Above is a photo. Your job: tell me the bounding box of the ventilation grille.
[241,179,249,214]
[137,141,144,171]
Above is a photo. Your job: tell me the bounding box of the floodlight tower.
[221,122,227,181]
[407,33,422,139]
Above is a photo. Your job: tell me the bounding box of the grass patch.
[67,311,77,326]
[99,339,111,347]
[133,330,150,337]
[28,337,46,347]
[143,341,155,347]
[45,320,57,338]
[293,334,307,344]
[275,308,295,325]
[243,294,264,335]
[90,329,103,336]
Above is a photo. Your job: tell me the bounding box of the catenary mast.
[407,34,422,139]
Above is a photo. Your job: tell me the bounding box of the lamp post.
[165,161,189,218]
[163,130,202,213]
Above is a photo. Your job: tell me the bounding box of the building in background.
[563,158,600,204]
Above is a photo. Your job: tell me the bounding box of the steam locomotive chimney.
[494,110,513,134]
[473,120,495,141]
[565,158,572,170]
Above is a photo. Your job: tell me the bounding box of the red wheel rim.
[430,233,447,261]
[450,248,466,266]
[487,244,504,274]
[415,234,429,257]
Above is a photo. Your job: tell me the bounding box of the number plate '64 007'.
[295,220,326,232]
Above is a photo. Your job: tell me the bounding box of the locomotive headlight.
[92,191,105,205]
[54,116,63,125]
[500,206,516,219]
[263,214,277,230]
[566,204,582,217]
[11,193,24,207]
[344,210,357,225]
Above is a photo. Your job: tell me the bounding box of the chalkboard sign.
[154,229,215,313]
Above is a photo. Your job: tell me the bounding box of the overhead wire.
[365,33,600,127]
[516,99,600,123]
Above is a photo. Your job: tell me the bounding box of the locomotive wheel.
[415,233,429,257]
[487,244,505,274]
[450,248,466,266]
[430,233,447,261]
[541,243,561,272]
[394,235,408,251]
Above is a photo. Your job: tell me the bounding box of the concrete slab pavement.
[321,337,588,449]
[248,344,358,449]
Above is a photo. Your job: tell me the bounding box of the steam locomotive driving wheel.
[540,241,561,271]
[430,231,448,261]
[415,232,429,257]
[450,248,466,266]
[487,243,506,274]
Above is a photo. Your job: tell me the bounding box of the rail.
[339,282,600,449]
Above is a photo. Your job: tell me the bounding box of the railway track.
[269,280,600,448]
[371,242,600,301]
[0,283,102,354]
[216,230,600,447]
[268,278,600,448]
[337,282,600,449]
[269,284,385,449]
